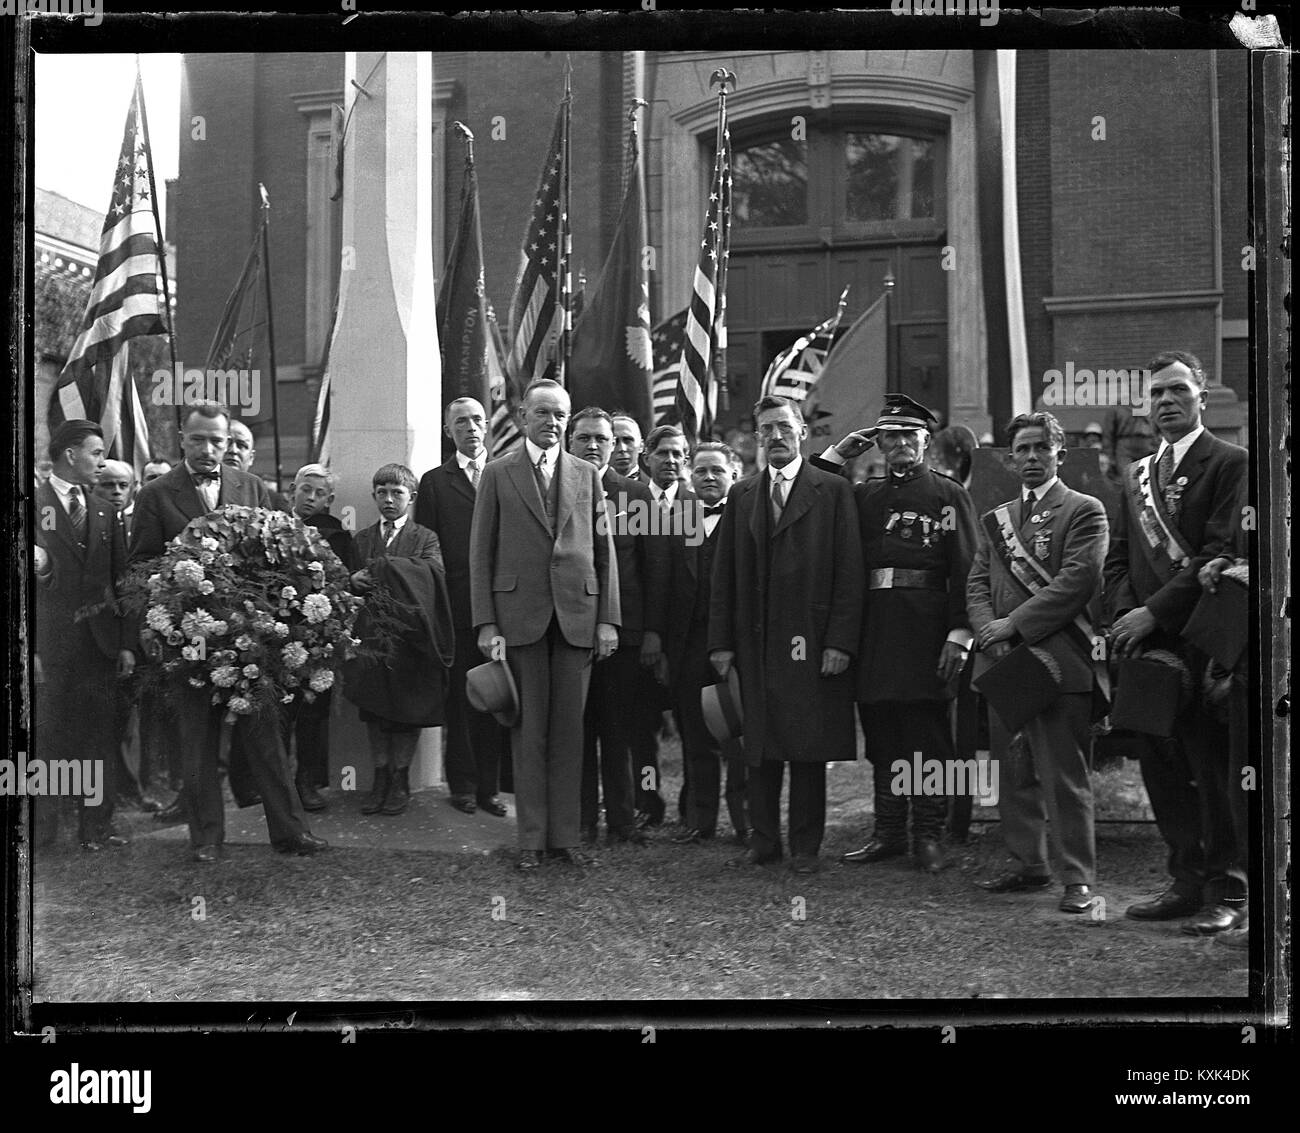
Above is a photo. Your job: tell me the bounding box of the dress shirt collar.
[769,454,803,485]
[525,438,558,473]
[47,471,81,503]
[649,479,679,505]
[184,459,221,481]
[455,449,485,473]
[1155,423,1205,473]
[1023,475,1060,503]
[381,513,409,537]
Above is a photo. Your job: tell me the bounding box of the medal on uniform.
[1034,531,1050,560]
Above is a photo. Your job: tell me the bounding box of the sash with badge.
[1123,453,1193,579]
[979,502,1109,707]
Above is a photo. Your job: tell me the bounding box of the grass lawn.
[30,742,1249,1005]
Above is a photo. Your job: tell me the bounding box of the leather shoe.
[1126,889,1202,921]
[608,826,647,846]
[1059,884,1095,913]
[549,848,596,867]
[841,838,906,864]
[192,845,220,863]
[154,799,186,823]
[741,846,782,866]
[296,780,328,812]
[671,828,713,845]
[273,832,329,856]
[977,871,1052,893]
[477,795,508,817]
[791,855,820,874]
[516,849,543,871]
[915,840,945,873]
[449,794,477,815]
[1181,902,1247,936]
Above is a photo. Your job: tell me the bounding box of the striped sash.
[1124,454,1192,577]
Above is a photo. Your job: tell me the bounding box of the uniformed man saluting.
[813,394,977,873]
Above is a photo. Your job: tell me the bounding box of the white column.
[329,51,444,790]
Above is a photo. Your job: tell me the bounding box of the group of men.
[32,348,1254,944]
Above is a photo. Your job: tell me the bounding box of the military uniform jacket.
[813,461,977,703]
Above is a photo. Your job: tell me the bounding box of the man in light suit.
[130,401,326,862]
[470,378,620,870]
[415,397,509,818]
[33,420,136,851]
[1105,350,1248,935]
[968,410,1109,914]
[709,395,864,874]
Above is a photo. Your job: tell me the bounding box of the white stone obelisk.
[328,52,443,790]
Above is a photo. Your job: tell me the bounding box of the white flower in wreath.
[226,696,253,715]
[302,594,332,624]
[200,536,219,551]
[145,605,174,634]
[173,559,205,587]
[308,669,335,693]
[281,693,295,704]
[242,664,261,680]
[209,621,229,637]
[187,677,206,688]
[181,609,217,639]
[272,622,290,638]
[210,665,239,688]
[234,634,255,652]
[198,580,216,595]
[281,585,298,601]
[281,642,309,670]
[199,551,215,566]
[181,644,204,662]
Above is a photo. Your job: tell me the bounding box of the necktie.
[1021,492,1034,527]
[382,520,395,546]
[68,487,86,544]
[536,455,551,493]
[1155,445,1175,499]
[468,461,481,488]
[771,473,786,524]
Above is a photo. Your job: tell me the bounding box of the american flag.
[506,105,565,389]
[49,74,164,480]
[486,302,522,457]
[675,100,731,444]
[651,309,688,426]
[760,286,851,405]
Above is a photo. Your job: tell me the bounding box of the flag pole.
[258,183,283,492]
[708,69,736,427]
[135,57,180,432]
[558,55,573,385]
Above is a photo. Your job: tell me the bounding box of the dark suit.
[33,481,131,843]
[469,446,620,851]
[709,461,864,859]
[648,495,747,837]
[1104,428,1247,904]
[416,456,509,804]
[580,468,664,835]
[968,480,1109,885]
[129,463,310,851]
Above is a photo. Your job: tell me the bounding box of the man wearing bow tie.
[709,395,864,873]
[415,397,510,819]
[1105,351,1248,935]
[814,393,977,875]
[33,420,135,851]
[469,379,620,870]
[968,411,1110,914]
[649,441,749,845]
[130,401,326,862]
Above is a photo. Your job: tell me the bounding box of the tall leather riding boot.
[360,767,391,815]
[382,766,410,815]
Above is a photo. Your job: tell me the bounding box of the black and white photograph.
[4,2,1290,1101]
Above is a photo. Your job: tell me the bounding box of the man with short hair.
[223,418,256,472]
[644,424,689,505]
[569,406,662,846]
[33,420,135,851]
[142,459,172,485]
[968,410,1110,913]
[610,413,647,484]
[470,379,620,869]
[415,397,510,818]
[1105,351,1248,935]
[652,441,748,845]
[815,394,977,874]
[130,402,327,862]
[710,395,864,873]
[93,459,136,529]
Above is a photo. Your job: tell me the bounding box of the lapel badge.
[1176,476,1188,486]
[1033,531,1051,559]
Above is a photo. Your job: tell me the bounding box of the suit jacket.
[415,455,478,631]
[129,462,270,561]
[1103,429,1247,638]
[349,517,444,576]
[599,466,668,647]
[967,479,1108,695]
[649,492,722,684]
[469,446,619,648]
[34,481,131,662]
[708,462,864,763]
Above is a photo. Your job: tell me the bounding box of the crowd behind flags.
[651,310,688,427]
[49,72,165,481]
[674,92,732,445]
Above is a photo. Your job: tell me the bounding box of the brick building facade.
[173,49,1249,480]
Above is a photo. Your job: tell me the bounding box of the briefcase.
[1110,652,1190,738]
[971,643,1061,735]
[1181,572,1248,672]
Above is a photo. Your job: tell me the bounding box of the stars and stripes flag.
[48,73,164,480]
[650,309,688,427]
[505,104,566,389]
[486,302,522,457]
[759,285,851,405]
[675,99,731,444]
